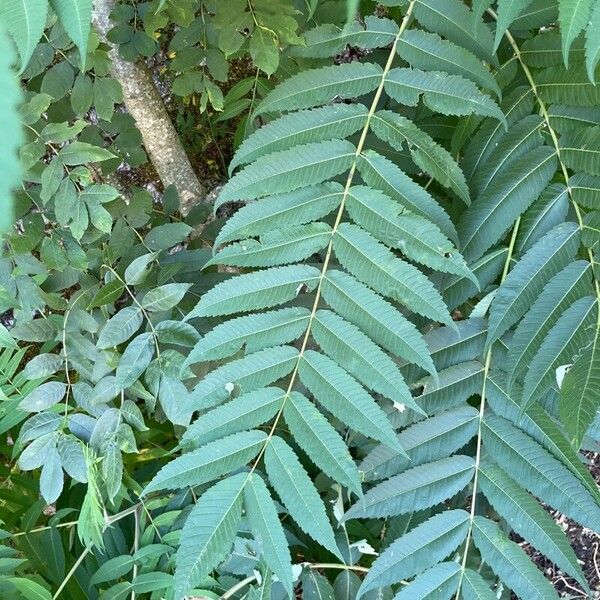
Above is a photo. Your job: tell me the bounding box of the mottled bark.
[92,0,206,215]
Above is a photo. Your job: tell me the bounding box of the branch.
[92,0,207,215]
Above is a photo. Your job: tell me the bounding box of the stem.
[221,575,256,599]
[101,264,161,359]
[248,0,417,478]
[488,8,600,305]
[454,217,522,598]
[52,546,90,600]
[308,563,369,573]
[131,507,140,600]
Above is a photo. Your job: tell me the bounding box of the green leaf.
[186,265,320,319]
[90,556,135,586]
[184,308,310,366]
[459,146,557,262]
[50,0,93,68]
[215,183,343,246]
[284,391,362,495]
[144,430,266,494]
[472,516,559,600]
[115,332,155,389]
[357,150,457,242]
[371,110,469,203]
[570,172,600,208]
[9,578,52,600]
[0,32,23,233]
[299,349,401,451]
[20,382,66,412]
[486,222,580,347]
[302,571,335,600]
[264,436,341,558]
[321,270,436,377]
[158,376,193,426]
[254,62,383,116]
[393,562,460,600]
[23,353,63,379]
[559,125,600,175]
[293,16,398,58]
[346,186,475,282]
[413,361,485,417]
[244,473,294,596]
[333,223,454,328]
[216,139,356,207]
[97,307,143,349]
[522,295,597,407]
[506,260,592,388]
[40,445,63,503]
[558,0,593,67]
[463,87,535,181]
[188,345,298,410]
[131,572,173,593]
[585,1,600,80]
[441,249,507,311]
[208,223,332,268]
[397,30,500,97]
[537,65,600,105]
[58,141,115,165]
[124,253,157,286]
[141,283,191,312]
[173,474,246,600]
[479,461,589,590]
[344,455,474,519]
[181,387,285,448]
[144,223,192,251]
[482,413,600,531]
[250,27,279,75]
[357,509,470,597]
[522,31,585,67]
[360,405,479,481]
[313,309,419,412]
[460,569,496,600]
[469,115,544,199]
[0,0,48,73]
[559,324,600,449]
[88,280,126,309]
[487,373,600,504]
[102,440,122,502]
[384,68,504,123]
[230,104,367,172]
[413,0,495,63]
[515,183,569,254]
[494,0,537,50]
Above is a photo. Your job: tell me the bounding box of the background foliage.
[0,1,599,599]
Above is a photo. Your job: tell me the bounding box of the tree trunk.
[92,0,206,215]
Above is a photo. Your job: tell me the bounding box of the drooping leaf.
[186,265,321,318]
[299,349,403,451]
[283,391,362,495]
[357,509,470,597]
[264,436,341,558]
[472,516,559,600]
[244,473,294,597]
[559,324,600,449]
[486,221,580,347]
[143,430,266,493]
[384,68,504,123]
[479,460,589,590]
[521,295,597,408]
[344,455,474,519]
[173,474,246,600]
[254,62,383,116]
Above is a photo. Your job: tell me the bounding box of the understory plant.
[0,1,599,599]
